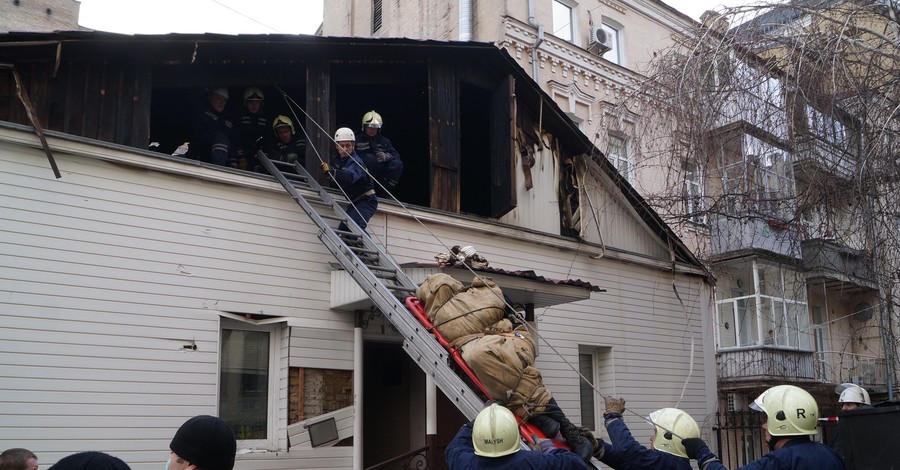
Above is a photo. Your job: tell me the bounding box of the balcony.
[710,215,801,259]
[792,136,855,181]
[814,351,888,392]
[718,346,816,390]
[801,238,877,295]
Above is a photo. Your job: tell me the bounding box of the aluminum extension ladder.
[256,151,488,419]
[257,151,600,466]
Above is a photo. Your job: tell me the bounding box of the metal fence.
[713,407,838,467]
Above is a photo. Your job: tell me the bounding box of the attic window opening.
[372,0,383,33]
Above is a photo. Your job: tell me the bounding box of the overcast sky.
[77,0,751,35]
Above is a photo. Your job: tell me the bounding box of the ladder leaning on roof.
[255,150,490,420]
[256,150,602,467]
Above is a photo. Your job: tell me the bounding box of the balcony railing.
[718,346,815,382]
[793,136,855,180]
[718,347,887,390]
[801,238,876,292]
[814,351,887,389]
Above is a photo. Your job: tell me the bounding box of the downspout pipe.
[459,0,472,41]
[528,0,544,80]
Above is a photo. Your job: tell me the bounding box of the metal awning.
[330,262,602,311]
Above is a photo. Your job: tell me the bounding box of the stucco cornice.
[500,18,637,97]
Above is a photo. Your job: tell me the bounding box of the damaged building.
[0,32,715,470]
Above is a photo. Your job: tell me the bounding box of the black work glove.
[375,150,393,163]
[579,427,606,459]
[682,437,709,460]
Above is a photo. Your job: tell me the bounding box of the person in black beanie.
[168,415,237,470]
[48,452,130,470]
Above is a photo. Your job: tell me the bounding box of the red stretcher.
[404,296,563,449]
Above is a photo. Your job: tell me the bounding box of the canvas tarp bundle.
[415,273,506,342]
[454,326,552,417]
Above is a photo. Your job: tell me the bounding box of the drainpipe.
[425,376,437,469]
[353,312,364,470]
[528,0,544,81]
[458,0,472,41]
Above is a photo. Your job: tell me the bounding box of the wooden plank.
[428,62,459,211]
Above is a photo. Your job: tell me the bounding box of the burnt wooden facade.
[0,33,586,220]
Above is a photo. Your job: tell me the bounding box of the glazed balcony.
[814,351,888,392]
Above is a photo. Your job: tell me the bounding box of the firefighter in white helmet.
[681,385,844,469]
[188,87,235,166]
[831,382,873,460]
[445,403,586,469]
[323,127,377,231]
[587,396,696,469]
[355,110,404,196]
[836,383,872,411]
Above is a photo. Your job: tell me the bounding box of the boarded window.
[289,368,354,425]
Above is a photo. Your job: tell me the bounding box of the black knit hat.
[48,452,131,470]
[169,415,237,470]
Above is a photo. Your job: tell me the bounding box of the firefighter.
[589,397,697,470]
[831,382,873,459]
[681,385,844,470]
[836,383,872,411]
[189,87,235,166]
[445,403,588,470]
[264,115,306,170]
[355,110,403,196]
[324,127,377,232]
[235,87,269,170]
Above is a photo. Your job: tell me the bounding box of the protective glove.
[681,437,709,460]
[604,396,626,415]
[579,427,605,459]
[321,162,331,173]
[375,150,393,163]
[529,437,556,453]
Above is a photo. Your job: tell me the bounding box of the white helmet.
[751,385,818,436]
[472,404,520,458]
[210,87,229,100]
[272,115,294,133]
[334,127,356,142]
[243,87,264,101]
[836,383,871,405]
[648,408,700,458]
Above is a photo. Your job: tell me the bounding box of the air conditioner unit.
[587,26,613,55]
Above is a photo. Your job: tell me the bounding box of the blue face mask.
[165,459,170,470]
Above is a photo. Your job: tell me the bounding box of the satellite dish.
[852,302,874,322]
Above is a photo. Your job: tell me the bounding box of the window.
[715,260,810,350]
[606,134,629,180]
[552,1,573,42]
[578,346,612,431]
[683,161,705,224]
[806,105,847,146]
[601,24,620,64]
[220,322,279,446]
[372,0,383,33]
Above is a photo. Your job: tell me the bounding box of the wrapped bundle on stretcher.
[415,273,506,342]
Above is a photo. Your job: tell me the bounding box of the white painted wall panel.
[1,129,713,470]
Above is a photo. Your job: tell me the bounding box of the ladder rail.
[257,151,487,418]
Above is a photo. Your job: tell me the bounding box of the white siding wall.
[1,128,713,470]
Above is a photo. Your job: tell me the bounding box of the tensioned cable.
[275,87,690,438]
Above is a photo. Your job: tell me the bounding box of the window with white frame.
[606,134,629,180]
[601,23,621,65]
[552,1,574,42]
[683,161,705,224]
[220,321,279,445]
[578,346,612,431]
[715,260,811,350]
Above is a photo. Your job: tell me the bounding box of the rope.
[271,85,690,440]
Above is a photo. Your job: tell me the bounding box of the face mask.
[165,458,170,470]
